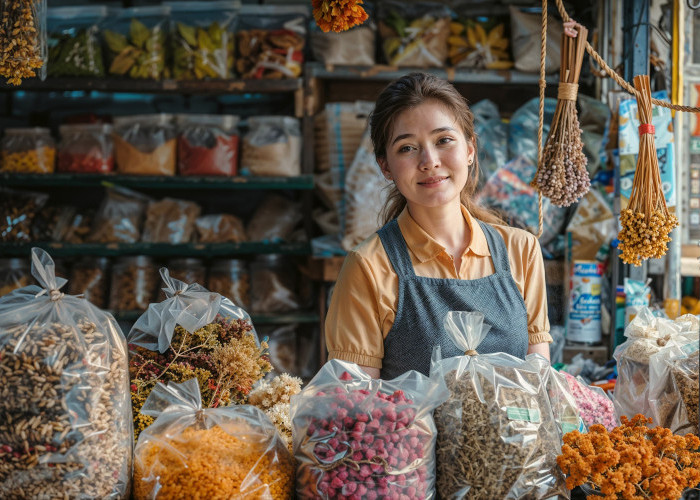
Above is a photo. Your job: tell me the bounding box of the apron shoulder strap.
[377,219,416,279]
[477,221,513,275]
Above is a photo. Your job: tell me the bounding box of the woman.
[325,72,552,379]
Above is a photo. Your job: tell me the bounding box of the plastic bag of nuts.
[207,258,250,310]
[0,248,132,498]
[0,258,32,296]
[194,214,247,243]
[1,127,56,174]
[109,255,158,312]
[241,116,302,177]
[134,378,294,499]
[89,186,151,244]
[141,197,201,244]
[431,312,567,499]
[69,256,110,309]
[0,187,49,242]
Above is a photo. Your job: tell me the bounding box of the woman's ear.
[378,157,392,181]
[466,141,476,166]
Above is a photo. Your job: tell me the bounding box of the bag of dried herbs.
[102,6,170,80]
[128,268,271,440]
[167,1,236,80]
[47,6,106,77]
[430,311,567,499]
[0,0,47,85]
[134,379,294,499]
[649,337,699,435]
[0,248,132,498]
[291,359,449,499]
[378,1,451,67]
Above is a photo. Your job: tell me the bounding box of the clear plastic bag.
[0,0,47,85]
[194,213,247,243]
[649,340,699,435]
[134,378,294,500]
[0,257,32,296]
[0,187,49,242]
[89,186,150,243]
[309,6,375,65]
[247,194,302,243]
[378,1,451,67]
[167,1,237,80]
[292,358,449,500]
[68,256,109,309]
[471,99,507,187]
[509,6,562,73]
[0,248,132,498]
[241,116,302,177]
[177,114,239,176]
[251,254,300,314]
[113,114,177,176]
[57,123,114,173]
[141,197,201,244]
[448,5,512,69]
[235,5,307,79]
[1,127,56,174]
[207,258,250,310]
[531,357,585,440]
[109,255,158,311]
[103,6,170,80]
[48,6,106,77]
[560,371,617,431]
[430,311,567,499]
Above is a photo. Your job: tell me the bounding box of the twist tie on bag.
[465,349,478,356]
[443,311,492,355]
[557,82,578,101]
[30,247,69,301]
[318,454,390,473]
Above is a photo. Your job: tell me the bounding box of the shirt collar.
[396,205,491,263]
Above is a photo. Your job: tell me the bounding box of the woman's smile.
[418,175,450,187]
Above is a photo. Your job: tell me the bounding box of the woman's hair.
[370,72,503,225]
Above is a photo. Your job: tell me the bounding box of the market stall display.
[47,6,106,77]
[0,0,46,85]
[1,127,56,174]
[292,359,448,500]
[0,248,132,498]
[133,378,294,500]
[57,123,114,173]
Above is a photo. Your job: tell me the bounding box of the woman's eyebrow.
[391,127,457,145]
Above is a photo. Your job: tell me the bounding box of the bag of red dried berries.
[291,359,449,500]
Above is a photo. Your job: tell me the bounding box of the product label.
[506,407,541,423]
[567,261,604,343]
[682,341,700,356]
[561,418,586,435]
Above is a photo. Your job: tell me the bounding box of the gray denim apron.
[377,218,529,379]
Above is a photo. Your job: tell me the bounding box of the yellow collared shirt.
[326,205,552,369]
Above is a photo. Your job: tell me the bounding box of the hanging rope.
[535,0,548,239]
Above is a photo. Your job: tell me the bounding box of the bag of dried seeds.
[649,339,699,435]
[134,378,293,500]
[88,185,151,243]
[292,359,449,500]
[430,311,567,499]
[0,248,132,498]
[141,197,201,244]
[113,114,177,176]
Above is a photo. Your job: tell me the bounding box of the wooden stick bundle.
[532,25,590,207]
[618,75,678,266]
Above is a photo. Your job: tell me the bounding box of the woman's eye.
[438,137,454,145]
[398,145,413,153]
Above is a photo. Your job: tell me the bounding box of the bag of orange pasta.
[134,378,294,500]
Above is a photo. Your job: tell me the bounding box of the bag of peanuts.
[0,247,132,498]
[430,311,567,499]
[134,378,294,499]
[291,358,449,500]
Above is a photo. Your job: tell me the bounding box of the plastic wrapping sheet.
[0,248,132,498]
[430,311,566,499]
[292,359,448,500]
[134,379,294,499]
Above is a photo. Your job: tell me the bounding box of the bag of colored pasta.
[0,248,132,499]
[291,359,449,500]
[134,378,294,500]
[430,311,567,499]
[176,114,239,176]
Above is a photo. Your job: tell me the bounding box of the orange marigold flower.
[312,0,369,33]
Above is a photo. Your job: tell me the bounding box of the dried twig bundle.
[0,0,44,85]
[532,25,590,207]
[618,75,679,266]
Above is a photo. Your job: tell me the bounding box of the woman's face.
[378,100,475,211]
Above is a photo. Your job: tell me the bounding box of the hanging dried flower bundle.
[312,0,369,33]
[532,25,590,207]
[0,0,44,85]
[618,75,679,266]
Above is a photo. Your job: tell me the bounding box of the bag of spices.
[195,213,247,243]
[89,185,150,243]
[47,6,106,77]
[649,337,699,435]
[142,197,201,244]
[103,5,170,80]
[0,0,47,85]
[167,1,237,80]
[177,114,240,176]
[113,114,177,176]
[134,378,294,500]
[235,5,307,79]
[378,1,451,67]
[430,311,567,499]
[1,127,56,174]
[292,359,449,499]
[309,4,375,65]
[0,248,132,498]
[241,116,302,177]
[57,123,114,174]
[0,187,48,242]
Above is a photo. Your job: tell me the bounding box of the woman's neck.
[407,201,470,257]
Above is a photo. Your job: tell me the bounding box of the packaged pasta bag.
[378,1,451,67]
[430,311,567,499]
[649,338,699,435]
[292,359,449,499]
[0,248,132,498]
[134,378,294,499]
[128,268,270,439]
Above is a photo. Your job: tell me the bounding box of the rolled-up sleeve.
[325,251,384,369]
[524,239,552,345]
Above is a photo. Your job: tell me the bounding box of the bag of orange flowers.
[134,378,294,499]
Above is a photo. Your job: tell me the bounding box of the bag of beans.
[0,248,132,498]
[430,311,567,499]
[649,338,699,435]
[134,378,294,500]
[291,358,449,500]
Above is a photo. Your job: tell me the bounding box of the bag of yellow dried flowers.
[128,268,271,440]
[134,378,294,500]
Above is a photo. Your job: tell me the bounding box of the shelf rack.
[111,309,319,324]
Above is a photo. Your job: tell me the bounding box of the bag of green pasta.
[103,6,170,80]
[167,1,238,80]
[47,6,107,77]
